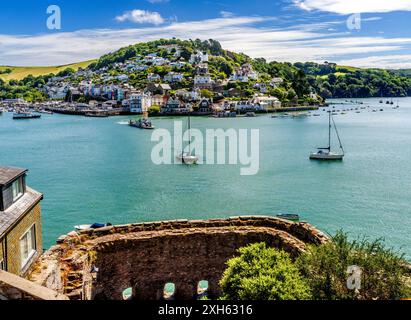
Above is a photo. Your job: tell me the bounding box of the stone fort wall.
[29,216,329,300]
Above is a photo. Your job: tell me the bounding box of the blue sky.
[1,0,411,68]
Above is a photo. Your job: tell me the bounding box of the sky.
[1,0,411,68]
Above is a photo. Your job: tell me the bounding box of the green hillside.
[0,60,97,81]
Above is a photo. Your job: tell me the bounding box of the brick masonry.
[30,216,329,300]
[1,203,43,276]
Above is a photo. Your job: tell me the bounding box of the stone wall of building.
[0,238,4,269]
[5,203,43,276]
[29,216,329,300]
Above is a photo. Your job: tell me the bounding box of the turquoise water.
[1,98,410,259]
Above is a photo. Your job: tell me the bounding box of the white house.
[252,96,282,110]
[270,77,284,88]
[129,93,152,114]
[147,73,161,82]
[194,75,212,85]
[164,72,184,83]
[190,51,209,64]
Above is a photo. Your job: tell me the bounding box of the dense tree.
[220,243,311,300]
[297,231,410,300]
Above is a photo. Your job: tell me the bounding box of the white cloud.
[115,9,164,25]
[294,0,411,14]
[1,15,411,68]
[337,54,411,68]
[147,0,169,3]
[220,11,234,18]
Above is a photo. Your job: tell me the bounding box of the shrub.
[296,231,409,300]
[148,105,161,114]
[220,243,311,300]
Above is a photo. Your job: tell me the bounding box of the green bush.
[148,105,161,114]
[297,231,409,300]
[220,243,311,300]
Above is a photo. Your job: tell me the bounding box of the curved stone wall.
[29,216,329,300]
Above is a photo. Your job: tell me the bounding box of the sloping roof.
[0,187,43,236]
[0,167,27,187]
[159,84,171,90]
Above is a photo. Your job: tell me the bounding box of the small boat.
[85,112,109,118]
[177,152,199,165]
[74,223,112,231]
[276,214,300,222]
[37,109,53,114]
[129,118,155,130]
[310,111,344,161]
[245,112,256,117]
[13,112,41,120]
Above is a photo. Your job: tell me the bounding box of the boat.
[37,109,53,114]
[85,112,109,118]
[74,223,112,231]
[129,118,155,130]
[177,110,199,165]
[310,111,344,161]
[13,112,41,120]
[276,214,300,222]
[245,112,256,117]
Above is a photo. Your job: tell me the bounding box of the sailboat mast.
[328,111,331,150]
[188,110,191,151]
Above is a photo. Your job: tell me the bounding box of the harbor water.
[1,98,410,259]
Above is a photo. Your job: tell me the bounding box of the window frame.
[19,223,37,270]
[11,177,24,203]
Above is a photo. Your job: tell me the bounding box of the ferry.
[129,118,155,130]
[13,112,41,120]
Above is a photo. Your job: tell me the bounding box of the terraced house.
[0,167,43,277]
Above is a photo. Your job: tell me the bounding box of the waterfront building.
[129,93,152,114]
[0,167,43,277]
[252,96,282,110]
[196,98,214,113]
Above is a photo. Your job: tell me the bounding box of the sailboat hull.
[310,152,344,160]
[177,154,199,165]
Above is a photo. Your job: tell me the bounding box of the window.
[12,178,24,202]
[20,225,36,270]
[163,283,176,300]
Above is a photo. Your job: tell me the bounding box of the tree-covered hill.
[295,62,411,98]
[1,38,411,102]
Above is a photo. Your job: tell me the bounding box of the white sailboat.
[177,109,199,165]
[310,111,344,161]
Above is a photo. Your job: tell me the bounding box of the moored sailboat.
[310,111,344,161]
[177,109,199,165]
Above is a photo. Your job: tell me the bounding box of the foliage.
[200,89,214,99]
[220,243,312,300]
[296,231,409,300]
[148,105,161,114]
[295,62,411,98]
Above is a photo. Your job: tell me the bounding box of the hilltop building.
[0,167,43,277]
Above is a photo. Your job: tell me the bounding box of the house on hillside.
[145,83,172,95]
[190,51,209,64]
